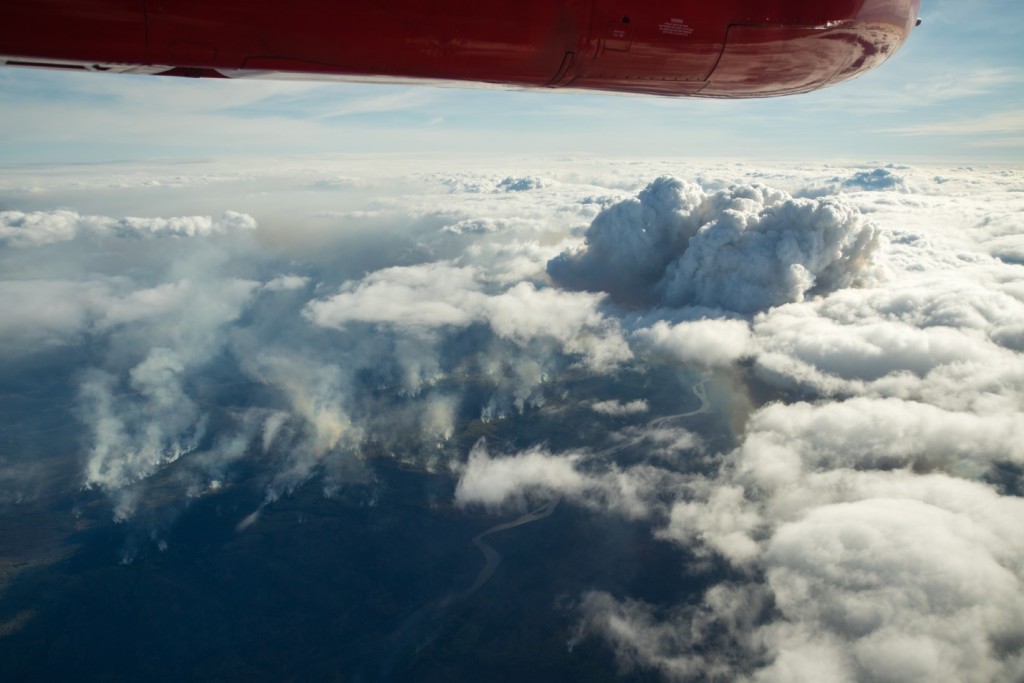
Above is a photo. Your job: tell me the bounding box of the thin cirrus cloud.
[882,110,1024,137]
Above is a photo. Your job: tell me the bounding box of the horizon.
[1,0,1022,166]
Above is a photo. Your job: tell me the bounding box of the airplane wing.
[0,0,920,97]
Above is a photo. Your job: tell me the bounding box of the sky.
[1,1,1024,682]
[0,0,1022,164]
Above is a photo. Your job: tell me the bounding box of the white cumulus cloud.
[0,209,256,247]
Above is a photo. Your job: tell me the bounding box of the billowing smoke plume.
[548,177,880,312]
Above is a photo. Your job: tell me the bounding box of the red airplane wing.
[0,0,920,97]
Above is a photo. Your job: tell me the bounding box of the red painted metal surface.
[0,0,920,97]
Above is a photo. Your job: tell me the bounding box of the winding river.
[458,498,560,599]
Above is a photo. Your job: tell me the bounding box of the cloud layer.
[2,157,1022,681]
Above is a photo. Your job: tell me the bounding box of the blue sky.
[0,0,1022,164]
